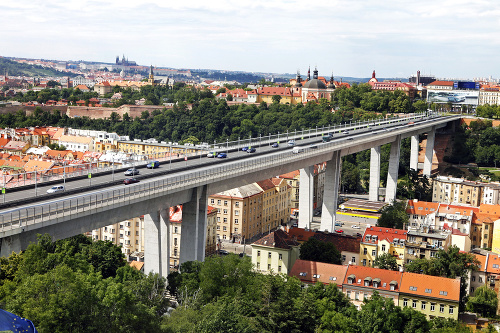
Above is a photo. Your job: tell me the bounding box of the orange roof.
[406,200,439,216]
[129,261,144,271]
[428,80,454,86]
[23,160,54,173]
[271,177,285,186]
[438,203,478,217]
[279,170,300,179]
[400,272,460,302]
[362,226,407,244]
[479,204,500,217]
[256,179,275,191]
[0,137,10,148]
[344,265,403,292]
[289,259,347,286]
[45,150,70,158]
[75,84,89,90]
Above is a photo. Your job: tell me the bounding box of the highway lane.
[0,113,435,208]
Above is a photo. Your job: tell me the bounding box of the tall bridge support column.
[298,166,314,229]
[385,135,401,203]
[144,209,170,277]
[423,127,436,177]
[369,146,381,202]
[180,185,208,265]
[410,134,419,171]
[320,150,342,232]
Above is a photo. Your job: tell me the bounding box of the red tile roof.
[406,199,439,216]
[400,272,460,302]
[252,229,300,249]
[344,265,403,292]
[428,80,454,86]
[289,259,348,286]
[362,226,407,244]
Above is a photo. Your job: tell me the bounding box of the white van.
[292,146,305,154]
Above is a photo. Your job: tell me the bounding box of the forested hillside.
[0,58,78,77]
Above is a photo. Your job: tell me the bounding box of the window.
[409,286,417,291]
[217,200,221,205]
[412,300,417,308]
[257,251,261,257]
[430,303,435,311]
[439,291,448,296]
[278,266,282,272]
[257,262,260,269]
[372,250,376,256]
[234,228,238,232]
[425,288,432,293]
[439,304,444,313]
[217,217,220,222]
[351,257,356,263]
[421,301,426,310]
[223,209,228,214]
[268,264,271,270]
[174,238,178,246]
[223,218,227,223]
[364,248,367,255]
[403,299,408,307]
[210,199,215,204]
[174,227,178,233]
[449,306,454,314]
[279,254,283,260]
[363,259,367,266]
[479,277,483,283]
[235,202,239,207]
[268,252,272,259]
[347,291,351,299]
[382,244,386,252]
[224,200,228,206]
[355,292,359,300]
[235,210,239,216]
[223,226,227,231]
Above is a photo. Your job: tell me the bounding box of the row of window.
[402,299,454,314]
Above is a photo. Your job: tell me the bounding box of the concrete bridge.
[0,113,460,276]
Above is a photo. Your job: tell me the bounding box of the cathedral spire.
[307,66,310,80]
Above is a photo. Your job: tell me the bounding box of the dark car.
[247,148,256,153]
[218,250,229,255]
[271,143,279,148]
[310,144,318,149]
[241,147,249,151]
[124,178,140,185]
[124,168,139,176]
[146,161,160,169]
[217,153,227,158]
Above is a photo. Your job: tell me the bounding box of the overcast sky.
[2,0,499,79]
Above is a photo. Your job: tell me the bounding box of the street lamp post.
[226,138,229,154]
[269,133,271,146]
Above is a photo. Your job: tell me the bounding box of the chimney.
[416,70,421,86]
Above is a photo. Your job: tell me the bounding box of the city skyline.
[2,0,500,79]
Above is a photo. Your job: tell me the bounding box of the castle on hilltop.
[115,55,137,67]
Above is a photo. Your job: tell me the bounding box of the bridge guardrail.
[0,113,454,233]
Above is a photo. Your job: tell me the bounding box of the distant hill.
[0,57,78,78]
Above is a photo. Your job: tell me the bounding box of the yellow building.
[360,226,407,268]
[117,140,198,159]
[257,178,292,234]
[210,183,263,242]
[399,272,460,320]
[251,228,300,274]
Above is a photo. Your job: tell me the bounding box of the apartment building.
[469,250,500,295]
[405,229,451,263]
[91,216,144,260]
[210,183,263,242]
[433,176,483,207]
[289,260,460,320]
[399,273,460,320]
[360,226,407,268]
[251,228,300,274]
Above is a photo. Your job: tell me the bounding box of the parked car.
[271,143,279,148]
[124,168,139,176]
[352,225,360,229]
[247,148,256,153]
[335,222,343,227]
[124,178,140,185]
[335,229,344,233]
[218,250,229,255]
[217,153,227,158]
[241,147,249,151]
[207,152,217,158]
[146,161,160,169]
[46,185,64,194]
[287,140,295,146]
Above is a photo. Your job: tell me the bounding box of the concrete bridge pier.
[423,127,436,177]
[385,135,401,203]
[320,150,342,232]
[179,185,208,266]
[410,134,419,171]
[298,165,315,229]
[144,209,170,277]
[369,146,381,202]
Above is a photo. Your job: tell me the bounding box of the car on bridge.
[146,161,160,169]
[288,140,295,146]
[271,143,279,148]
[241,147,249,151]
[124,178,140,185]
[125,168,139,176]
[342,130,349,134]
[207,152,217,158]
[247,148,256,153]
[217,153,227,158]
[46,185,65,194]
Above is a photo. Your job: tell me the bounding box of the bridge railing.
[0,112,452,232]
[0,111,438,190]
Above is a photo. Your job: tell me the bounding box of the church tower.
[148,65,155,86]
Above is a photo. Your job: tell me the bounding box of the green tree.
[466,285,498,318]
[299,237,341,265]
[272,95,282,104]
[377,200,409,229]
[373,253,399,270]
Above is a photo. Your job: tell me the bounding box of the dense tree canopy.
[466,285,498,318]
[377,200,410,229]
[299,237,342,265]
